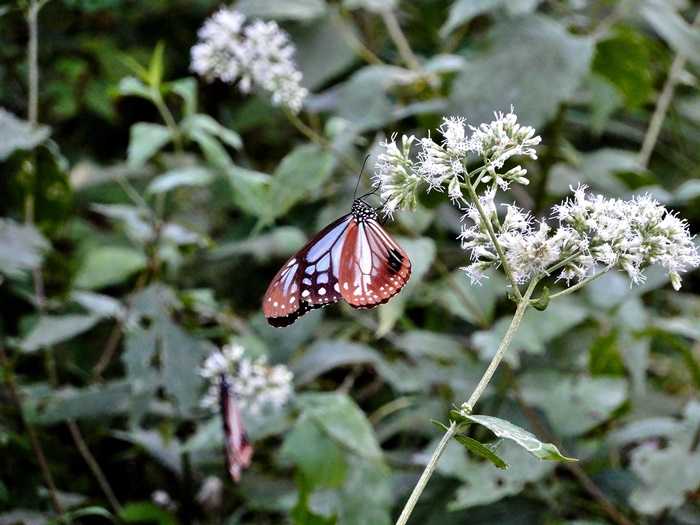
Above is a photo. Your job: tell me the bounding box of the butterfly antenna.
[353,155,372,201]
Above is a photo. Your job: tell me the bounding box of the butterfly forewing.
[263,215,352,326]
[339,219,411,308]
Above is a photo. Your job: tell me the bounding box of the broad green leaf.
[70,291,125,319]
[181,113,242,150]
[293,11,357,90]
[431,269,505,327]
[377,237,435,336]
[456,413,577,462]
[0,219,49,278]
[439,440,555,509]
[146,166,213,195]
[226,165,272,218]
[24,381,131,424]
[49,506,114,524]
[270,144,335,220]
[119,502,177,525]
[393,330,464,360]
[292,340,383,386]
[188,127,233,171]
[473,296,588,366]
[441,0,503,37]
[210,226,306,261]
[127,123,172,167]
[297,392,382,460]
[281,417,348,488]
[0,108,50,160]
[117,76,152,100]
[236,0,326,20]
[641,0,700,66]
[343,0,397,12]
[74,246,147,289]
[160,323,206,414]
[148,41,165,88]
[19,314,100,353]
[448,15,593,129]
[454,435,508,469]
[519,371,627,437]
[168,77,197,117]
[114,429,183,476]
[122,326,160,422]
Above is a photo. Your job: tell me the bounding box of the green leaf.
[117,76,153,101]
[448,14,593,129]
[456,413,577,462]
[641,0,700,66]
[168,77,197,117]
[0,219,49,278]
[114,429,183,476]
[148,41,165,89]
[454,435,508,469]
[377,237,436,336]
[441,0,503,37]
[297,392,383,460]
[235,0,326,21]
[210,226,306,261]
[181,114,242,150]
[393,331,465,360]
[119,502,178,525]
[269,144,335,220]
[70,291,125,319]
[530,286,550,311]
[160,323,206,414]
[281,417,349,488]
[127,123,172,167]
[343,0,397,13]
[74,246,147,289]
[226,165,272,217]
[146,166,213,195]
[519,371,627,437]
[292,340,383,386]
[24,381,131,424]
[19,314,100,353]
[0,108,51,160]
[592,27,655,109]
[431,269,505,327]
[473,296,588,366]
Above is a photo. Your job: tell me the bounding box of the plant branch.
[66,420,122,514]
[395,279,538,524]
[380,9,421,72]
[538,268,609,303]
[152,89,184,153]
[463,175,523,301]
[639,11,700,168]
[334,9,384,66]
[0,345,64,516]
[395,421,458,525]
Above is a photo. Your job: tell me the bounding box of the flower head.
[373,134,422,218]
[200,343,293,414]
[191,7,307,113]
[470,107,541,169]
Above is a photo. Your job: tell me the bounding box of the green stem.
[463,176,523,301]
[380,9,421,72]
[538,269,608,303]
[395,421,458,525]
[395,279,538,525]
[152,89,183,153]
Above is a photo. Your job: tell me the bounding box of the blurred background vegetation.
[1,0,700,524]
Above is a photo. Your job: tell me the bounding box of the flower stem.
[380,10,421,72]
[152,88,183,153]
[395,279,538,524]
[395,421,458,525]
[538,269,608,302]
[463,176,523,301]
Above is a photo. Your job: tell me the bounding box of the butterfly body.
[263,199,411,326]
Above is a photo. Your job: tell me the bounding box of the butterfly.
[219,375,253,482]
[263,197,411,327]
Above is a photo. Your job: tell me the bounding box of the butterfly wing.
[263,215,353,326]
[338,219,411,308]
[220,376,253,482]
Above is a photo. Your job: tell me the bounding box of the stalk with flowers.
[373,110,699,525]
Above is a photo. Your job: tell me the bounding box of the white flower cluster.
[460,185,699,289]
[373,110,540,216]
[200,343,293,414]
[191,7,307,113]
[372,134,422,218]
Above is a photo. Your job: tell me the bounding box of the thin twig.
[66,420,122,514]
[0,345,64,516]
[333,9,384,66]
[539,269,608,303]
[380,10,421,72]
[639,11,700,168]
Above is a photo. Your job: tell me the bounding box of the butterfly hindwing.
[338,219,411,308]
